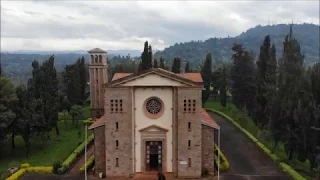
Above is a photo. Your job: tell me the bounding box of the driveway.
[208,111,291,180]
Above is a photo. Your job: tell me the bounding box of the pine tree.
[231,44,256,114]
[154,58,158,68]
[201,53,212,107]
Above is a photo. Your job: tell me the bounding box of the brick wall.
[176,87,202,178]
[104,87,133,176]
[201,125,215,172]
[94,126,106,175]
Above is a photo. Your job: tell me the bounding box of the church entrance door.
[146,141,162,172]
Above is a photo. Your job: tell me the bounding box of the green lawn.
[0,106,92,179]
[205,101,317,180]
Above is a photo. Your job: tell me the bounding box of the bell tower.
[88,48,108,119]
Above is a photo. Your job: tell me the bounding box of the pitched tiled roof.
[88,48,107,53]
[88,117,105,130]
[112,73,132,81]
[177,73,203,83]
[111,69,202,84]
[200,108,219,129]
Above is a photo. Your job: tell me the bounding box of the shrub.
[5,169,27,180]
[79,155,95,173]
[83,118,94,125]
[214,144,230,172]
[26,166,53,174]
[201,168,209,177]
[20,163,30,169]
[52,160,62,174]
[279,163,306,180]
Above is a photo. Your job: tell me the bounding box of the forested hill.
[154,23,319,68]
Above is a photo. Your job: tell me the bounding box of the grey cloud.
[24,10,43,16]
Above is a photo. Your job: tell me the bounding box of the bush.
[26,166,52,173]
[61,134,94,173]
[201,168,209,177]
[79,155,95,173]
[83,118,94,125]
[214,144,230,172]
[52,160,62,174]
[279,163,306,180]
[20,163,30,169]
[6,166,52,180]
[5,169,27,180]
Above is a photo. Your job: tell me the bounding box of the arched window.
[95,55,98,63]
[99,55,102,63]
[91,55,94,64]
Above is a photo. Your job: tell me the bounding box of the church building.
[87,48,219,178]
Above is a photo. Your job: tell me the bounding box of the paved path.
[208,111,291,180]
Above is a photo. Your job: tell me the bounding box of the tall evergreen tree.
[231,44,256,114]
[141,41,149,71]
[0,59,2,76]
[201,53,212,107]
[160,57,165,69]
[78,56,87,102]
[171,57,181,73]
[185,62,190,72]
[148,45,153,69]
[255,35,277,127]
[0,77,16,155]
[154,58,158,68]
[219,66,227,107]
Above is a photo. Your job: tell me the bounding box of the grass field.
[205,101,317,180]
[0,106,91,179]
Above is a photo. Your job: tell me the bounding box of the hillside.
[154,23,319,69]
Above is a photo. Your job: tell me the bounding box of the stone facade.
[104,87,133,177]
[201,125,215,172]
[176,88,202,178]
[88,59,218,178]
[93,126,105,175]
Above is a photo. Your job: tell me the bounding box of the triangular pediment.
[104,68,202,88]
[139,125,169,132]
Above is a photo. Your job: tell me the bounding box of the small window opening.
[116,158,119,167]
[188,122,191,131]
[116,122,119,130]
[188,158,191,167]
[116,140,119,148]
[188,140,191,148]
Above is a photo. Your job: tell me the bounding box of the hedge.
[6,166,52,180]
[61,134,94,173]
[279,163,306,180]
[79,155,95,173]
[214,144,229,171]
[20,163,30,169]
[205,108,306,180]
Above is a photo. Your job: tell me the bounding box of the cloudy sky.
[1,0,319,51]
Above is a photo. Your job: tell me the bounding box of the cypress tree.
[141,41,149,71]
[148,45,153,69]
[154,58,158,68]
[201,53,212,107]
[0,59,2,76]
[185,62,190,72]
[160,57,165,69]
[219,66,227,107]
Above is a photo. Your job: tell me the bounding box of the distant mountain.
[2,49,142,57]
[154,23,319,68]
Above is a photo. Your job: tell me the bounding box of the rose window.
[144,97,164,118]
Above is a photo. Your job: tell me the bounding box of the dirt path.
[69,144,94,174]
[208,111,291,180]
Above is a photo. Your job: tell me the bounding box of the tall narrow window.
[188,158,191,167]
[116,140,119,149]
[116,158,119,167]
[188,99,191,112]
[188,122,191,131]
[110,100,114,113]
[188,140,191,149]
[193,100,196,112]
[120,100,123,112]
[116,122,119,130]
[183,99,187,112]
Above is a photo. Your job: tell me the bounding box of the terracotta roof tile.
[200,108,219,129]
[112,73,132,81]
[177,73,203,83]
[88,117,105,129]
